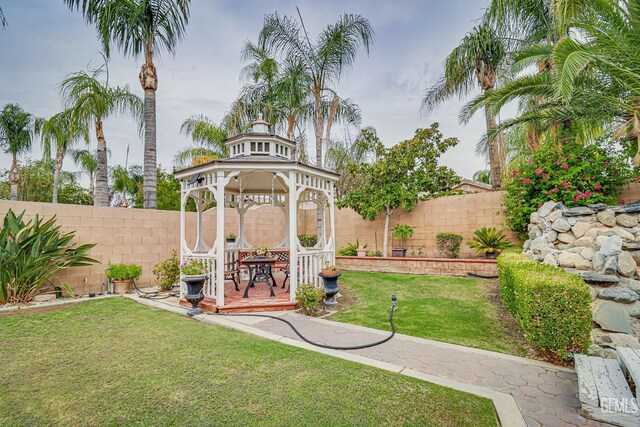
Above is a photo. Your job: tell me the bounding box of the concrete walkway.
[127,295,609,427]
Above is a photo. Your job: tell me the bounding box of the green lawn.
[0,298,498,427]
[330,271,527,356]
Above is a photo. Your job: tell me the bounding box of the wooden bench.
[575,351,640,426]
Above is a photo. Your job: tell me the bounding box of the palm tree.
[257,11,374,167]
[175,115,227,168]
[110,164,142,208]
[60,64,142,207]
[71,148,98,198]
[38,111,90,203]
[65,0,191,210]
[0,6,7,28]
[472,170,491,184]
[422,24,508,189]
[0,104,39,200]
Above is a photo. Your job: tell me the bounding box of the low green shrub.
[298,234,318,248]
[0,209,98,304]
[497,250,591,362]
[105,263,142,282]
[295,283,325,316]
[153,250,180,290]
[436,232,463,258]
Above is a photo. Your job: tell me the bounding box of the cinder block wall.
[2,182,638,295]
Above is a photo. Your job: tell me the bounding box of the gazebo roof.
[174,156,339,177]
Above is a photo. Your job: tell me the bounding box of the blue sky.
[0,0,493,179]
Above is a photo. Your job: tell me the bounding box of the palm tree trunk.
[324,94,339,158]
[484,105,502,189]
[382,203,391,257]
[89,172,95,201]
[94,119,109,207]
[287,114,295,140]
[9,154,18,201]
[312,88,325,242]
[140,51,158,210]
[52,149,64,204]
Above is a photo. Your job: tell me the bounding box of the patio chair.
[280,261,290,291]
[224,260,240,291]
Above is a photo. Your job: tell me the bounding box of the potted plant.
[252,243,271,258]
[391,224,415,257]
[225,233,237,244]
[105,263,142,294]
[181,259,207,316]
[356,244,367,257]
[467,227,512,259]
[319,262,341,306]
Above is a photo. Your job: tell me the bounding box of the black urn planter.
[319,271,341,307]
[183,275,206,316]
[391,248,407,257]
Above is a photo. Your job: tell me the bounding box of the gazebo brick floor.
[179,274,298,313]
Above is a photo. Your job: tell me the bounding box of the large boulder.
[598,235,623,256]
[575,236,594,247]
[581,247,595,261]
[572,222,593,239]
[617,213,638,228]
[558,252,592,270]
[551,217,572,233]
[557,232,576,244]
[599,287,639,304]
[538,201,559,218]
[593,301,635,334]
[597,209,616,227]
[603,256,619,276]
[618,251,638,278]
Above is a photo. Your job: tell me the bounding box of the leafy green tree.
[423,24,507,188]
[175,115,227,168]
[38,110,90,203]
[110,164,141,208]
[339,123,460,256]
[60,63,142,207]
[71,148,98,199]
[0,104,40,201]
[325,126,383,197]
[0,159,93,205]
[65,0,191,209]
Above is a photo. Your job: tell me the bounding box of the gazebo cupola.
[226,114,296,160]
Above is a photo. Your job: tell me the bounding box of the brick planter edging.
[335,256,497,277]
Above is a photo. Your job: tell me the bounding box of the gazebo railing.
[298,250,333,287]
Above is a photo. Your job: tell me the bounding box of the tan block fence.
[2,181,639,295]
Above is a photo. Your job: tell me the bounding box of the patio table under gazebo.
[173,117,339,312]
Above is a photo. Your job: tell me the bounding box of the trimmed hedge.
[497,250,591,362]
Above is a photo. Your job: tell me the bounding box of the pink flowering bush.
[503,141,632,236]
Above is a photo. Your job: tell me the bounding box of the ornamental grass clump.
[0,209,98,304]
[497,250,591,363]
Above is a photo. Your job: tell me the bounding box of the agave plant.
[337,239,368,256]
[0,209,98,304]
[467,227,512,259]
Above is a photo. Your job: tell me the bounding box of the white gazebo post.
[329,184,336,264]
[288,170,298,300]
[215,171,226,306]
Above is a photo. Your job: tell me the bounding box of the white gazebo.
[173,117,339,310]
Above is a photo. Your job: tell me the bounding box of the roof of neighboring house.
[451,179,494,192]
